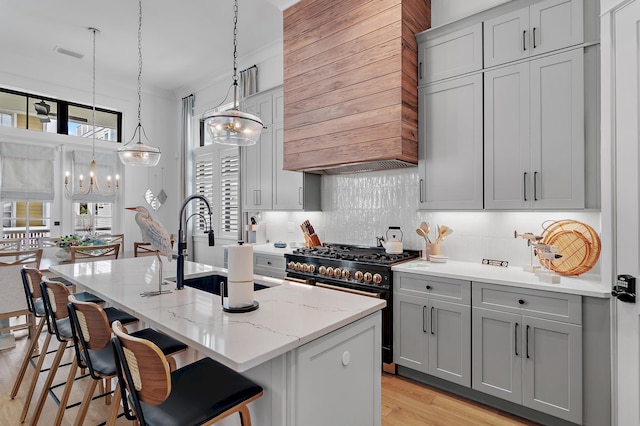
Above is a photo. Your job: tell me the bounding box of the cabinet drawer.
[395,273,470,305]
[253,253,285,278]
[472,282,581,324]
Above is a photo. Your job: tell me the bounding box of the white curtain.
[71,151,117,202]
[180,94,195,201]
[240,65,258,98]
[0,142,55,201]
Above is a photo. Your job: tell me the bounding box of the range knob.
[318,266,327,275]
[308,264,316,273]
[295,262,303,271]
[341,270,351,279]
[354,271,364,281]
[288,261,296,270]
[373,273,383,284]
[364,272,373,282]
[303,264,310,272]
[326,267,334,276]
[333,268,342,277]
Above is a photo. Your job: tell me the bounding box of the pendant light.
[117,0,161,166]
[202,0,263,146]
[65,27,120,198]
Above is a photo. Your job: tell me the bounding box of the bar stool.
[27,278,138,425]
[11,267,106,401]
[112,320,264,426]
[61,296,188,426]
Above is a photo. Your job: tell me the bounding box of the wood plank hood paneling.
[283,0,431,174]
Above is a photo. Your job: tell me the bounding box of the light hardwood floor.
[1,326,540,425]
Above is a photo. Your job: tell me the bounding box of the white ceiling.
[0,0,297,97]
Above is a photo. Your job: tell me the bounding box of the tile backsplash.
[261,168,601,274]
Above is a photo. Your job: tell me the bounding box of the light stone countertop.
[392,259,611,298]
[50,257,385,372]
[249,243,295,255]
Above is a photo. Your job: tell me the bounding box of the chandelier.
[202,0,263,146]
[117,0,161,166]
[65,27,119,198]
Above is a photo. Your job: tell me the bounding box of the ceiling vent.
[54,46,85,59]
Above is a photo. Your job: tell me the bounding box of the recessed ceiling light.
[54,46,84,59]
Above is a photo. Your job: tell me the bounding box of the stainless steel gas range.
[284,243,419,364]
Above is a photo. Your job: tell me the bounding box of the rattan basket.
[538,220,601,276]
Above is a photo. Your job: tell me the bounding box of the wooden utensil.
[416,228,431,243]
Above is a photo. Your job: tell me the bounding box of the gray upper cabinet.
[418,74,483,210]
[417,23,483,85]
[484,49,584,209]
[484,0,584,68]
[243,125,273,210]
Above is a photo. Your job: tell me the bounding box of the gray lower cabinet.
[472,282,583,424]
[253,252,286,279]
[394,273,471,387]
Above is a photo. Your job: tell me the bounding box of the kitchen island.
[51,257,384,426]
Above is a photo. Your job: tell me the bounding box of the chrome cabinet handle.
[298,187,303,205]
[423,306,427,333]
[257,190,261,205]
[526,325,531,358]
[523,30,527,51]
[419,179,424,203]
[253,190,258,205]
[515,322,519,356]
[419,62,423,80]
[533,27,537,48]
[534,172,538,201]
[523,172,528,201]
[430,306,435,335]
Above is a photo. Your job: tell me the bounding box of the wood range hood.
[283,0,431,174]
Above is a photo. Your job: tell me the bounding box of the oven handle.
[285,276,312,285]
[316,282,381,298]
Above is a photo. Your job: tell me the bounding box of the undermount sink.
[166,274,273,296]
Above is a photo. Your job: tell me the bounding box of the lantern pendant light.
[202,0,263,146]
[117,0,161,166]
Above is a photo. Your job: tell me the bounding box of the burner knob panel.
[341,270,351,279]
[364,272,373,282]
[319,266,327,275]
[373,273,383,284]
[295,262,303,271]
[303,264,310,272]
[308,264,316,273]
[288,261,297,270]
[326,267,334,276]
[355,271,364,281]
[333,268,342,277]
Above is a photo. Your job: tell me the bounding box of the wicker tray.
[538,220,601,276]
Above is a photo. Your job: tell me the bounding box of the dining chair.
[27,278,138,425]
[112,320,263,426]
[0,237,24,251]
[0,249,43,340]
[95,233,125,254]
[62,297,188,426]
[134,234,174,257]
[70,242,120,263]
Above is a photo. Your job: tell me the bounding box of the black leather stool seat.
[136,357,263,426]
[103,307,138,325]
[131,329,188,356]
[33,299,45,316]
[71,291,105,304]
[55,317,73,340]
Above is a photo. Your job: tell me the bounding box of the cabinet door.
[393,293,429,373]
[428,299,471,387]
[242,126,273,210]
[529,0,583,57]
[418,74,483,210]
[522,316,582,424]
[273,123,303,210]
[484,7,530,68]
[484,62,531,209]
[530,49,584,209]
[472,307,522,404]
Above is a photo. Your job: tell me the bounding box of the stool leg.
[29,340,68,425]
[10,316,45,398]
[105,377,112,405]
[73,378,98,426]
[239,405,253,426]
[53,356,78,426]
[19,331,52,422]
[106,381,121,426]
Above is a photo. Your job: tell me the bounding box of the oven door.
[315,282,381,298]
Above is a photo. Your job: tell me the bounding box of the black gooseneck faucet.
[176,194,215,290]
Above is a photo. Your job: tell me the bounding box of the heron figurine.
[126,206,173,296]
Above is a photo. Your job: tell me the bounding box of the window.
[0,88,122,142]
[194,154,214,232]
[219,149,239,237]
[73,202,113,234]
[2,201,51,247]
